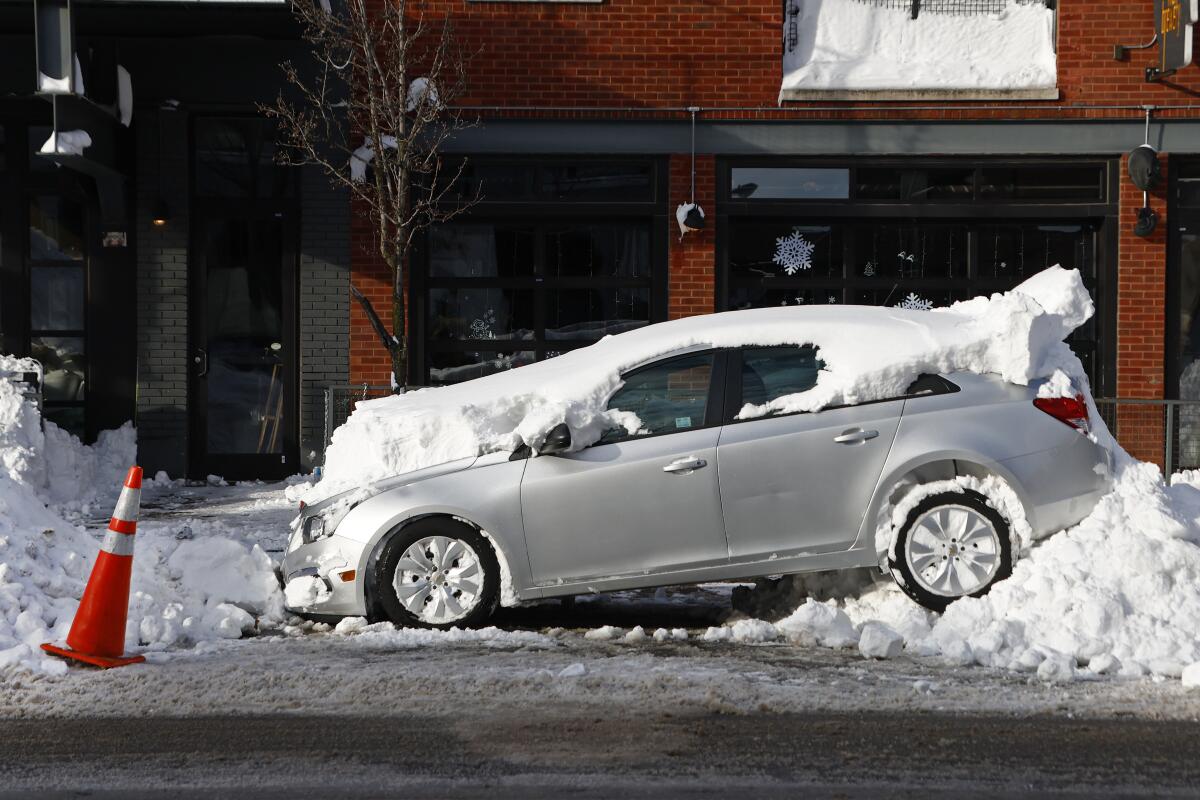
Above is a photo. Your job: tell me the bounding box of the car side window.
[739,346,824,409]
[600,352,714,443]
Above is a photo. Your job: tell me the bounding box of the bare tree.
[263,0,476,388]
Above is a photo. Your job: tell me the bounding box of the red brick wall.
[350,0,1200,422]
[396,0,1200,113]
[1115,153,1170,464]
[668,154,715,320]
[349,198,395,386]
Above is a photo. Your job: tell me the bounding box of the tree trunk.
[390,249,407,391]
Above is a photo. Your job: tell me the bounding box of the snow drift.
[311,265,1093,503]
[0,361,284,675]
[705,455,1200,683]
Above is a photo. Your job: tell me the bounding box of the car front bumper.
[280,533,370,618]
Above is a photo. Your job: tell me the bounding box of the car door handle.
[663,456,708,474]
[834,428,879,445]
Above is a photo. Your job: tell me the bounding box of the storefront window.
[30,195,84,261]
[729,168,849,200]
[721,159,1111,396]
[421,160,665,385]
[195,117,292,199]
[28,193,87,438]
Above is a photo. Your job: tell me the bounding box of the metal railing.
[323,384,395,452]
[1093,398,1200,476]
[850,0,1048,16]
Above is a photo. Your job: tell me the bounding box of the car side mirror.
[540,423,572,455]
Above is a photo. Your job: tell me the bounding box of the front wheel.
[888,490,1012,613]
[374,518,500,629]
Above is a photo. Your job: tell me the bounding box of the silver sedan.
[283,342,1112,627]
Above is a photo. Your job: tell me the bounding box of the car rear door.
[520,350,731,584]
[716,345,902,558]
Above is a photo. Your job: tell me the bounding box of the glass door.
[189,208,297,479]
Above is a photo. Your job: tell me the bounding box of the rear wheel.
[374,518,500,629]
[888,490,1012,613]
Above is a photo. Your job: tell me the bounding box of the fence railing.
[320,389,1200,476]
[1093,398,1200,476]
[323,384,395,451]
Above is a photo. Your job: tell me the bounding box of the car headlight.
[300,499,358,545]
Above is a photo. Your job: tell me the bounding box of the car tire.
[888,490,1013,613]
[374,517,501,630]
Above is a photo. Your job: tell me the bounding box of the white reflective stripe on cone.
[100,530,137,557]
[111,488,142,522]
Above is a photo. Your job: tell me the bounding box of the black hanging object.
[1128,144,1162,191]
[683,205,706,231]
[1134,206,1159,238]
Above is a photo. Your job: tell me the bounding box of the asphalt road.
[2,711,1198,798]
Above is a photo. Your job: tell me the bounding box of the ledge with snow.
[780,0,1058,102]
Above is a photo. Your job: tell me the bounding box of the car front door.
[520,350,730,584]
[717,345,903,559]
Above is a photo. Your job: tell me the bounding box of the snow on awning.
[780,0,1058,102]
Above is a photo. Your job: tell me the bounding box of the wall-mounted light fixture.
[1129,107,1161,238]
[150,198,170,227]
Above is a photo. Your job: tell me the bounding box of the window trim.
[715,157,1120,397]
[720,345,960,425]
[414,156,670,385]
[588,348,728,447]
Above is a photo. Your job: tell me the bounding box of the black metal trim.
[415,156,670,385]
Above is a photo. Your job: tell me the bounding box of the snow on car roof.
[310,266,1093,502]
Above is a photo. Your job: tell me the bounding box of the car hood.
[303,455,480,517]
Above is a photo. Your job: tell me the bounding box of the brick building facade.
[347,0,1200,468]
[2,1,1199,479]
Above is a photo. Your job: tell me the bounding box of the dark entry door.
[190,207,297,480]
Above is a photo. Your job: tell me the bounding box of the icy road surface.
[6,481,1200,795]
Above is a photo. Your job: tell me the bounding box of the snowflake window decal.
[469,308,498,339]
[896,293,934,312]
[773,231,816,275]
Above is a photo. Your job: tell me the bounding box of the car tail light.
[1034,393,1091,433]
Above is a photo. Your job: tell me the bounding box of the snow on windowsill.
[780,0,1057,101]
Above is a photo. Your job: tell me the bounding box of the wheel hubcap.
[904,504,1001,598]
[393,535,483,624]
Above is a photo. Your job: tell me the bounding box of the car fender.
[856,446,1035,560]
[333,454,536,607]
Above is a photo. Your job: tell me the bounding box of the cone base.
[41,643,145,669]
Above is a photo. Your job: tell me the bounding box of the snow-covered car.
[283,268,1113,628]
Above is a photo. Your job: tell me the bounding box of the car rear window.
[740,346,824,407]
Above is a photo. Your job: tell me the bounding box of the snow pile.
[0,365,285,675]
[707,458,1200,682]
[313,266,1092,502]
[781,0,1057,95]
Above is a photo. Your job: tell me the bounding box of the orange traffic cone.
[42,466,146,669]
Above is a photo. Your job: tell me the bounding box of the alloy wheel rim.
[904,504,1001,598]
[393,535,483,624]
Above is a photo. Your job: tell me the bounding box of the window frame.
[414,156,670,386]
[591,348,729,446]
[716,157,1120,397]
[720,345,961,424]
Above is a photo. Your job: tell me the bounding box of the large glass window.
[725,217,1103,390]
[28,193,87,437]
[421,159,665,386]
[195,118,292,199]
[424,221,655,383]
